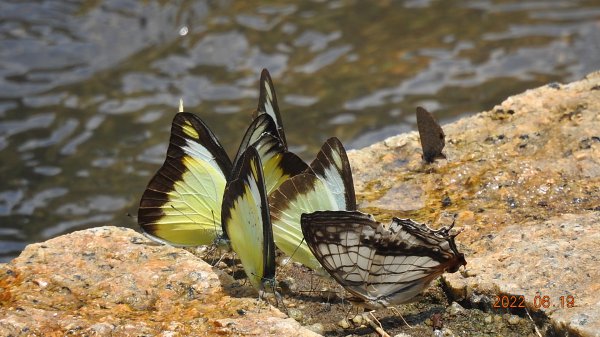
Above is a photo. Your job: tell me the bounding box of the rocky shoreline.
[349,70,600,336]
[1,71,598,336]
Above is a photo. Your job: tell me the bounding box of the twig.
[363,312,391,337]
[525,308,543,337]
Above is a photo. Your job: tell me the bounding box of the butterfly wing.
[268,138,355,271]
[301,210,467,307]
[308,137,356,211]
[222,147,276,291]
[300,210,378,301]
[370,217,466,304]
[416,107,446,163]
[254,69,287,147]
[233,114,308,194]
[232,114,279,173]
[138,112,232,246]
[269,172,338,272]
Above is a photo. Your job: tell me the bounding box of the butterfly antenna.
[447,213,465,238]
[323,286,333,312]
[281,237,306,270]
[309,270,316,292]
[170,204,195,223]
[343,302,355,320]
[449,213,457,230]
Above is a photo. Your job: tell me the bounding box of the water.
[1,0,599,262]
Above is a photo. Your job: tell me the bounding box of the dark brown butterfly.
[416,107,446,163]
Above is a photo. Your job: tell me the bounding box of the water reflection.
[0,0,599,261]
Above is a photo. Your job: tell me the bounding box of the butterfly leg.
[259,279,287,313]
[390,306,413,328]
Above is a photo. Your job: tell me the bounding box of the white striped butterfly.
[301,210,466,309]
[222,146,276,292]
[138,110,307,247]
[269,137,356,272]
[416,106,446,163]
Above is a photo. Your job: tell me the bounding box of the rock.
[447,302,465,315]
[337,318,351,329]
[0,227,319,337]
[305,323,324,335]
[279,276,297,294]
[351,314,364,325]
[507,314,521,325]
[288,308,304,322]
[348,71,600,337]
[393,333,413,337]
[439,328,456,337]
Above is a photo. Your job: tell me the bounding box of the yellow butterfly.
[138,71,307,247]
[222,146,276,292]
[269,137,356,272]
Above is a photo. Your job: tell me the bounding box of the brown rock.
[347,71,600,337]
[0,227,320,337]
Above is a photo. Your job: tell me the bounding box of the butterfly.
[138,112,232,246]
[300,210,467,309]
[222,146,276,292]
[138,109,306,247]
[416,107,446,163]
[269,137,356,272]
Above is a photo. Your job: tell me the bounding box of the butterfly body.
[301,210,467,308]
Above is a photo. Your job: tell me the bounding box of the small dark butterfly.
[416,107,446,163]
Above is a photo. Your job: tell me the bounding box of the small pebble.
[447,302,465,315]
[484,315,493,324]
[507,315,521,325]
[33,279,48,288]
[278,277,297,294]
[338,318,351,329]
[393,333,412,337]
[351,314,364,325]
[441,328,456,337]
[287,308,303,322]
[305,323,324,335]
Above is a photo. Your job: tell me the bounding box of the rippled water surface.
[1,0,599,261]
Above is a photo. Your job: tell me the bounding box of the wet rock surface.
[348,71,600,336]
